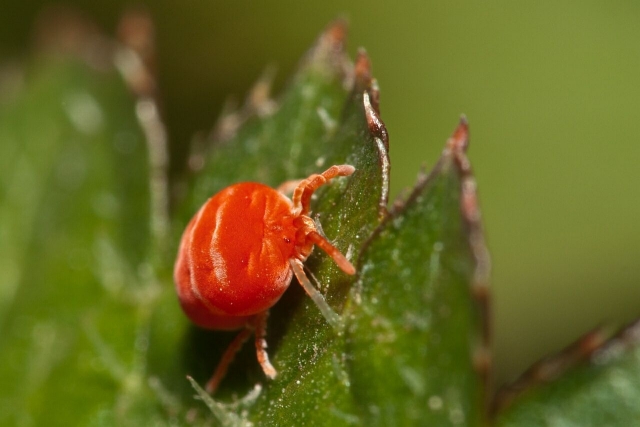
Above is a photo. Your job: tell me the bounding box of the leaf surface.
[494,321,640,426]
[0,18,494,427]
[179,22,490,426]
[178,22,392,425]
[0,56,160,426]
[343,121,490,427]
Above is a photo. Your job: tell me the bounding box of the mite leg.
[253,310,277,379]
[205,326,253,394]
[289,258,342,330]
[307,231,355,275]
[276,179,303,195]
[291,164,355,216]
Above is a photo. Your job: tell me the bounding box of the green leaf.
[178,21,392,425]
[179,21,490,426]
[344,120,490,426]
[7,13,640,427]
[245,52,390,423]
[1,18,494,426]
[494,321,640,426]
[0,56,160,425]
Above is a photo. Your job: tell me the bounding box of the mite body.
[174,165,356,392]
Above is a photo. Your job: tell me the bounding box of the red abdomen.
[174,183,297,330]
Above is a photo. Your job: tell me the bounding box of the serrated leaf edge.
[356,117,493,409]
[492,318,640,415]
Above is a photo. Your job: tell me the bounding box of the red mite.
[174,164,356,392]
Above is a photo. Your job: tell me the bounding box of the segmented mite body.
[174,165,356,392]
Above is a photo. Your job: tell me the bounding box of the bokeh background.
[2,1,639,388]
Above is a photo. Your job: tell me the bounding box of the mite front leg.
[291,164,355,215]
[276,179,303,195]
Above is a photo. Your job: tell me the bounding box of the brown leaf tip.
[246,66,277,117]
[363,90,390,217]
[117,7,155,61]
[115,8,158,97]
[354,49,372,90]
[446,115,470,153]
[323,18,348,51]
[310,19,348,65]
[359,53,383,140]
[354,49,389,218]
[363,91,383,137]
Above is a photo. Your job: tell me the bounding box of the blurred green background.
[2,1,639,389]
